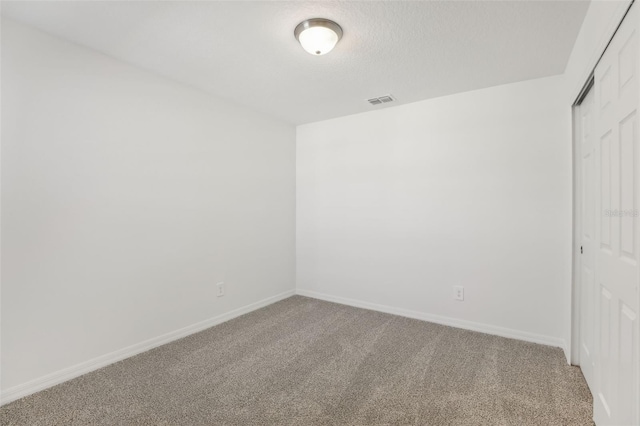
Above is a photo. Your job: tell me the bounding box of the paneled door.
[578,84,597,393]
[592,2,639,424]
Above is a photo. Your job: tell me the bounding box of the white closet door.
[579,85,597,393]
[593,3,639,424]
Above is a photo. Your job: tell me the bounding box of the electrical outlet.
[453,286,464,301]
[216,282,225,297]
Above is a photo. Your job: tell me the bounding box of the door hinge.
[581,246,583,254]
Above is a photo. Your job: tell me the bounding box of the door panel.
[620,111,636,260]
[580,85,597,392]
[597,286,613,418]
[600,131,612,250]
[592,3,640,424]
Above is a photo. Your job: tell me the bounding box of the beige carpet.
[1,296,592,425]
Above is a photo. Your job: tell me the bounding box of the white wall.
[1,19,295,396]
[297,75,570,346]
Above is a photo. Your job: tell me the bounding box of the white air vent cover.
[367,95,395,105]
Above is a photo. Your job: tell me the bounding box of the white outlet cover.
[453,286,464,301]
[216,282,225,297]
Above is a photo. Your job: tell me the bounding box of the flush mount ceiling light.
[294,18,343,56]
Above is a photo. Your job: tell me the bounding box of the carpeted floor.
[1,296,592,425]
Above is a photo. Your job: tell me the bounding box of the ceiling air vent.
[367,94,396,105]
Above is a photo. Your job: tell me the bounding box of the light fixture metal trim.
[294,18,343,55]
[294,18,343,41]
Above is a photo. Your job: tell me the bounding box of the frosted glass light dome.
[294,19,343,56]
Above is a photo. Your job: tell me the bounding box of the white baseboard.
[296,289,566,350]
[0,289,295,406]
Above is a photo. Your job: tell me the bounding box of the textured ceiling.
[2,1,590,125]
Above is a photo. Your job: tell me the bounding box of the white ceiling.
[2,0,590,125]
